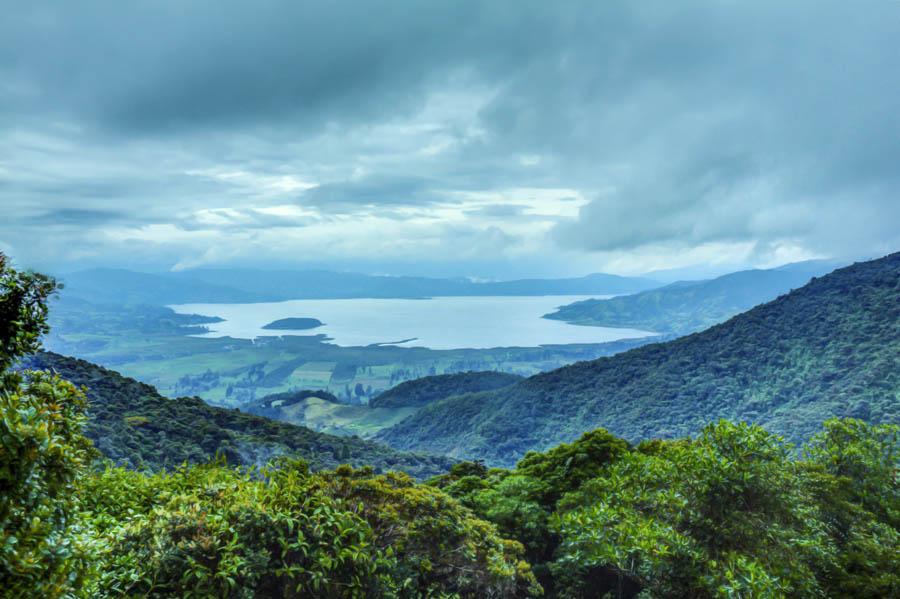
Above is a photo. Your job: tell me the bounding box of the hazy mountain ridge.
[377,253,900,465]
[545,260,844,335]
[59,267,659,304]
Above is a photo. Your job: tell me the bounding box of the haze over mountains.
[57,267,658,305]
[545,259,844,335]
[378,253,900,465]
[28,253,899,472]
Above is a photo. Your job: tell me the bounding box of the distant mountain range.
[56,267,659,304]
[377,253,900,466]
[545,260,844,335]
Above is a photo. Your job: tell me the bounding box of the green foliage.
[370,371,523,408]
[1,373,537,598]
[432,420,899,598]
[0,255,58,372]
[554,422,834,598]
[0,254,95,596]
[0,371,96,597]
[431,430,629,594]
[23,351,453,479]
[381,252,900,465]
[804,417,899,522]
[801,418,900,597]
[80,460,539,597]
[515,429,630,507]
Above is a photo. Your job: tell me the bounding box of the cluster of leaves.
[370,371,524,409]
[0,370,96,596]
[0,255,58,372]
[76,460,539,598]
[22,351,453,479]
[431,420,900,598]
[380,252,900,465]
[0,259,91,595]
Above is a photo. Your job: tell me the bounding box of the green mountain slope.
[23,352,453,478]
[370,371,524,408]
[246,388,417,437]
[544,260,842,335]
[378,253,900,466]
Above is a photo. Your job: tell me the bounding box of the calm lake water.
[170,295,656,350]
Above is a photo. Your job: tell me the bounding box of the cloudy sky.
[2,1,898,278]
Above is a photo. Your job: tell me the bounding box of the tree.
[0,254,95,596]
[553,422,834,598]
[0,254,58,373]
[802,418,900,597]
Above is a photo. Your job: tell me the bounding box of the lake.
[170,295,656,350]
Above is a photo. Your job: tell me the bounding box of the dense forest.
[370,371,524,408]
[379,253,900,465]
[544,260,839,335]
[427,419,899,597]
[22,351,452,478]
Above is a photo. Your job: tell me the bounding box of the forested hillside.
[379,253,900,465]
[545,260,840,335]
[23,351,453,478]
[370,371,523,408]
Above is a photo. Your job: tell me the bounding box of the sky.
[1,1,898,279]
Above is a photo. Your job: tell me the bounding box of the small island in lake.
[261,317,324,331]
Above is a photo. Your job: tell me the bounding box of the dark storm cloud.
[299,175,443,211]
[0,0,898,273]
[31,208,134,226]
[465,205,529,218]
[0,0,533,135]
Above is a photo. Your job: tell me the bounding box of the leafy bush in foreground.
[434,420,899,598]
[80,461,538,598]
[1,370,538,598]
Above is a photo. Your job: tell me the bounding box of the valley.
[44,293,660,436]
[5,250,899,598]
[379,254,900,464]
